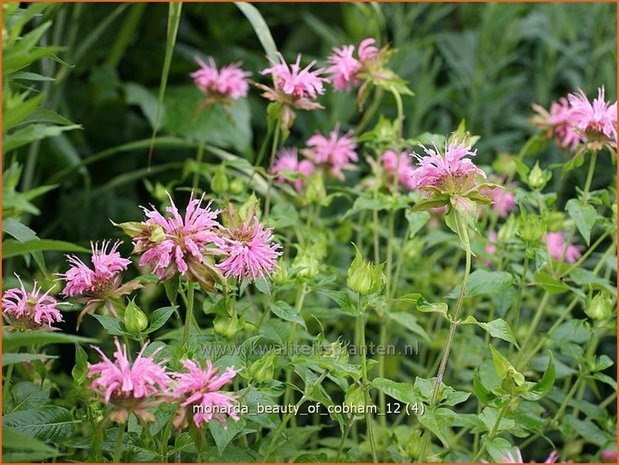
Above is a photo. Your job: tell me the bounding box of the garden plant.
[1,2,617,463]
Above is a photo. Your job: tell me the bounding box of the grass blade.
[235,3,278,62]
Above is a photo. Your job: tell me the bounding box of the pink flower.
[545,232,582,264]
[61,241,131,298]
[134,193,223,280]
[568,86,617,148]
[327,38,379,91]
[499,448,558,463]
[482,185,517,218]
[172,359,238,429]
[261,53,327,101]
[191,57,250,101]
[602,449,617,463]
[381,150,415,190]
[88,338,170,423]
[411,138,486,192]
[486,230,498,256]
[532,98,581,151]
[305,127,358,179]
[217,215,282,281]
[2,276,63,330]
[271,147,316,192]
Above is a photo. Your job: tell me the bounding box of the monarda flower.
[567,86,617,150]
[532,97,580,151]
[191,57,250,104]
[126,193,225,291]
[381,149,415,190]
[60,241,138,327]
[257,53,328,131]
[304,127,358,180]
[271,147,316,193]
[172,359,239,429]
[544,232,582,264]
[88,338,171,424]
[2,276,63,331]
[217,208,282,282]
[327,38,379,91]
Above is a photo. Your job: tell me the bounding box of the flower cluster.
[191,57,250,103]
[327,38,379,91]
[533,86,617,151]
[544,232,581,264]
[2,276,63,330]
[271,147,315,192]
[304,127,358,180]
[87,338,238,428]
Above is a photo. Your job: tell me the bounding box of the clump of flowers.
[327,38,379,91]
[121,193,224,291]
[271,147,316,193]
[532,97,580,151]
[59,241,138,327]
[304,126,358,180]
[258,53,327,131]
[2,276,63,331]
[88,338,171,424]
[172,359,238,429]
[191,57,251,104]
[544,232,581,264]
[381,149,415,190]
[217,203,282,282]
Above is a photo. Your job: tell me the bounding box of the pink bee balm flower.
[381,150,415,190]
[172,359,238,429]
[327,38,379,91]
[88,338,170,423]
[545,232,582,264]
[261,53,327,101]
[482,185,517,218]
[2,276,63,330]
[568,86,617,148]
[135,193,223,280]
[305,127,358,179]
[191,57,250,101]
[532,98,581,151]
[217,215,282,281]
[486,230,498,257]
[411,138,486,192]
[61,241,131,298]
[271,147,315,192]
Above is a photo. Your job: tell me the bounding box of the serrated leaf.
[3,406,77,441]
[473,318,519,348]
[388,312,430,341]
[145,306,176,334]
[8,382,50,412]
[521,352,555,401]
[566,199,597,245]
[448,270,514,298]
[372,378,419,404]
[91,314,128,337]
[271,301,306,328]
[3,353,57,366]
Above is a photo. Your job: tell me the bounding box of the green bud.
[150,224,166,243]
[305,172,326,205]
[492,152,517,177]
[527,162,551,190]
[334,220,353,243]
[344,385,365,410]
[213,313,240,338]
[124,299,148,334]
[248,353,277,383]
[517,212,546,243]
[230,177,245,194]
[585,292,614,321]
[405,430,424,459]
[112,220,144,238]
[211,165,229,194]
[497,215,517,241]
[293,253,320,279]
[239,194,260,222]
[346,244,386,296]
[271,263,289,285]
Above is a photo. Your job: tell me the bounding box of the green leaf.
[8,382,50,412]
[2,239,89,259]
[91,314,129,337]
[208,417,247,454]
[489,345,525,388]
[3,353,57,366]
[3,406,77,442]
[465,317,519,348]
[145,306,177,334]
[522,352,555,401]
[415,296,448,318]
[3,124,81,154]
[473,369,495,405]
[387,312,430,341]
[372,378,419,404]
[405,210,430,238]
[271,301,306,328]
[72,344,89,385]
[2,427,60,462]
[448,270,514,299]
[566,199,597,245]
[235,3,279,63]
[532,271,572,294]
[2,218,46,272]
[3,331,97,351]
[483,437,519,463]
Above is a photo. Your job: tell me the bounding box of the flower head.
[261,53,327,101]
[545,232,581,264]
[411,138,486,192]
[327,38,380,91]
[271,147,316,192]
[217,213,282,282]
[568,86,617,149]
[88,338,170,423]
[133,193,224,288]
[305,127,358,179]
[532,97,580,151]
[191,57,250,102]
[172,359,238,429]
[381,150,415,190]
[486,230,498,256]
[2,276,63,330]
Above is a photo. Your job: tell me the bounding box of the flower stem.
[355,87,384,136]
[357,296,378,463]
[113,422,126,462]
[182,281,195,345]
[471,401,510,461]
[264,123,281,216]
[582,150,598,199]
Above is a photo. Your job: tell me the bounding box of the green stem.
[355,87,384,136]
[516,292,549,364]
[336,420,354,461]
[357,307,378,463]
[582,150,598,199]
[560,231,610,278]
[182,282,195,345]
[192,106,215,190]
[264,123,281,216]
[471,401,510,461]
[113,422,126,462]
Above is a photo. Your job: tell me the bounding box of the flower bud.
[213,314,240,338]
[293,253,320,279]
[149,224,166,243]
[527,162,551,190]
[230,177,245,194]
[346,245,386,296]
[112,221,144,238]
[497,215,517,241]
[124,299,148,334]
[271,263,289,285]
[585,292,614,321]
[248,352,277,383]
[517,212,546,243]
[305,172,326,205]
[211,165,229,194]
